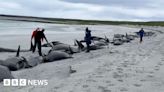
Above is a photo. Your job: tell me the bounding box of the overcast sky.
[0,0,164,21]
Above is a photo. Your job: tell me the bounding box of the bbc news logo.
[3,79,48,86]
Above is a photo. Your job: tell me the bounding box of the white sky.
[0,0,164,21]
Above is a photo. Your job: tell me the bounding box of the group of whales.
[0,36,110,70]
[0,31,155,82]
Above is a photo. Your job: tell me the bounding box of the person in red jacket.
[30,28,40,51]
[31,28,48,56]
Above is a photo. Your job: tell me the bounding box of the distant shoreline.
[0,14,164,26]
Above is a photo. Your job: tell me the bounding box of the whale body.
[44,51,71,62]
[0,65,14,82]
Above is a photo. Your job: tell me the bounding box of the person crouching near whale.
[31,28,48,56]
[85,27,92,53]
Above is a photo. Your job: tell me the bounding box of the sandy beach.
[0,20,164,92]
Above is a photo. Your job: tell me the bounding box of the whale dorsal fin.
[105,35,109,43]
[75,40,84,50]
[74,39,77,46]
[16,45,20,57]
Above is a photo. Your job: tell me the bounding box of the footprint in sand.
[158,62,163,66]
[86,79,97,83]
[109,63,113,66]
[106,69,112,72]
[102,89,112,92]
[133,83,142,87]
[118,79,124,82]
[83,85,89,88]
[98,86,112,92]
[149,71,154,74]
[113,72,122,79]
[105,80,111,83]
[53,86,60,90]
[122,64,128,67]
[161,58,164,61]
[95,75,104,78]
[117,67,123,73]
[154,66,160,71]
[108,83,115,86]
[140,79,147,82]
[119,87,128,91]
[117,67,123,71]
[147,74,154,78]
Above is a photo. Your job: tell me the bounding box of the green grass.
[1,14,164,26]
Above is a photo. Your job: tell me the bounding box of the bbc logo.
[3,79,26,86]
[3,79,48,86]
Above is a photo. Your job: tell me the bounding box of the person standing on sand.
[30,28,40,51]
[85,27,92,52]
[32,28,48,56]
[139,28,145,43]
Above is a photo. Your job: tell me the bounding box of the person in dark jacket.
[139,28,145,43]
[32,29,48,56]
[85,27,92,52]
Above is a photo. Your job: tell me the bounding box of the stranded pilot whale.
[0,47,29,52]
[0,65,14,82]
[78,36,109,48]
[1,46,42,71]
[42,41,79,54]
[1,46,27,71]
[1,45,72,70]
[43,51,72,62]
[75,40,103,51]
[43,43,73,62]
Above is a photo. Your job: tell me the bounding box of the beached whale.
[24,55,43,68]
[94,41,109,47]
[50,44,79,54]
[91,36,109,43]
[1,46,42,71]
[2,57,26,71]
[43,41,79,54]
[1,46,27,70]
[42,41,62,47]
[113,39,123,45]
[75,40,103,51]
[43,51,72,62]
[0,65,14,82]
[125,34,136,40]
[112,34,124,45]
[78,36,109,47]
[0,47,29,52]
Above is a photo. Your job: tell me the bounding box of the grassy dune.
[0,14,164,26]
